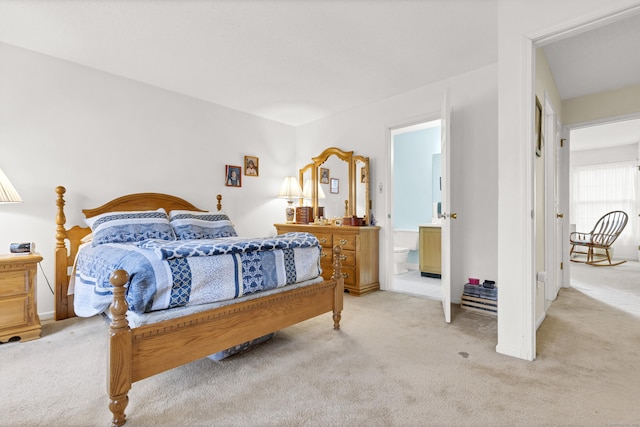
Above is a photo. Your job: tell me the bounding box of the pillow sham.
[84,208,176,246]
[169,210,237,240]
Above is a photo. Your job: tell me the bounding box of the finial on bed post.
[108,269,131,427]
[332,245,343,330]
[216,194,222,211]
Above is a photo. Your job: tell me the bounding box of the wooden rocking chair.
[570,210,628,266]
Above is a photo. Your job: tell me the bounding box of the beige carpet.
[1,276,639,426]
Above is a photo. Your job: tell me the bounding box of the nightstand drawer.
[0,297,27,328]
[0,253,42,343]
[0,270,27,297]
[333,235,356,251]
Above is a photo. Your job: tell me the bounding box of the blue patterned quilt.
[72,232,321,317]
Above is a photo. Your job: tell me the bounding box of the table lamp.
[0,167,22,204]
[277,176,303,223]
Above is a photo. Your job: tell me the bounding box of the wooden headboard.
[54,186,222,320]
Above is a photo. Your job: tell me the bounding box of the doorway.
[389,119,442,300]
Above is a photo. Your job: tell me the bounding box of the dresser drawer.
[333,234,356,251]
[341,266,356,287]
[335,250,356,267]
[320,261,334,281]
[315,233,333,248]
[0,297,28,328]
[319,247,333,264]
[0,270,27,297]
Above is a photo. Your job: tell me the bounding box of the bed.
[54,186,344,427]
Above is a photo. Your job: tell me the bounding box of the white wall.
[296,64,499,305]
[0,42,297,318]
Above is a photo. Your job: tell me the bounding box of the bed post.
[108,269,132,427]
[216,194,222,211]
[54,186,72,320]
[332,245,344,330]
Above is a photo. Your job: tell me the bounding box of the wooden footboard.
[107,248,344,427]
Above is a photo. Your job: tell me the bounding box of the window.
[571,161,637,257]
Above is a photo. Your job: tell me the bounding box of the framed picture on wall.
[535,96,543,157]
[320,168,330,184]
[244,156,259,176]
[330,178,339,194]
[225,165,242,187]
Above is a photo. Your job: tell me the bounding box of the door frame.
[385,114,441,294]
[516,4,640,359]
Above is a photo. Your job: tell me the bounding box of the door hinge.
[560,262,563,270]
[560,138,565,147]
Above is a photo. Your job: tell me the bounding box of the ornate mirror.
[299,147,370,225]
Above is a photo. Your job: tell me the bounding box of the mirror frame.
[353,154,371,225]
[300,147,370,224]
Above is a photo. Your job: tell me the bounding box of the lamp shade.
[277,176,304,200]
[0,167,22,203]
[302,179,326,200]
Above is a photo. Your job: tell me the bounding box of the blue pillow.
[169,210,237,240]
[85,208,176,246]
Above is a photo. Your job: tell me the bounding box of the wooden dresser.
[274,223,380,296]
[0,253,42,343]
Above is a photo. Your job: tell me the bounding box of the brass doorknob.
[450,213,457,219]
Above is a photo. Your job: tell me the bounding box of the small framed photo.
[320,168,330,184]
[330,178,339,194]
[225,165,242,187]
[244,156,259,176]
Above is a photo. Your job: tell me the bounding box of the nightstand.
[0,253,42,342]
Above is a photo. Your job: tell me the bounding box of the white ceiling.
[541,12,640,151]
[0,0,638,149]
[0,0,499,126]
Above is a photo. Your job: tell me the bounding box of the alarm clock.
[10,242,35,254]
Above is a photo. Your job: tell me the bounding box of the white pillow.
[85,208,175,245]
[169,210,237,240]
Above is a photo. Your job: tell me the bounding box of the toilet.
[394,229,419,275]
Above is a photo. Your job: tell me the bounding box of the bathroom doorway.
[390,119,442,300]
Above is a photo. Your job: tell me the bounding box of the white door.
[544,101,561,302]
[440,89,453,323]
[553,119,565,296]
[559,126,571,288]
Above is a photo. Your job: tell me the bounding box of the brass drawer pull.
[320,253,327,258]
[319,238,328,244]
[342,273,349,279]
[340,255,347,260]
[339,239,348,245]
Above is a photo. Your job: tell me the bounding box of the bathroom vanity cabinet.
[419,225,441,278]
